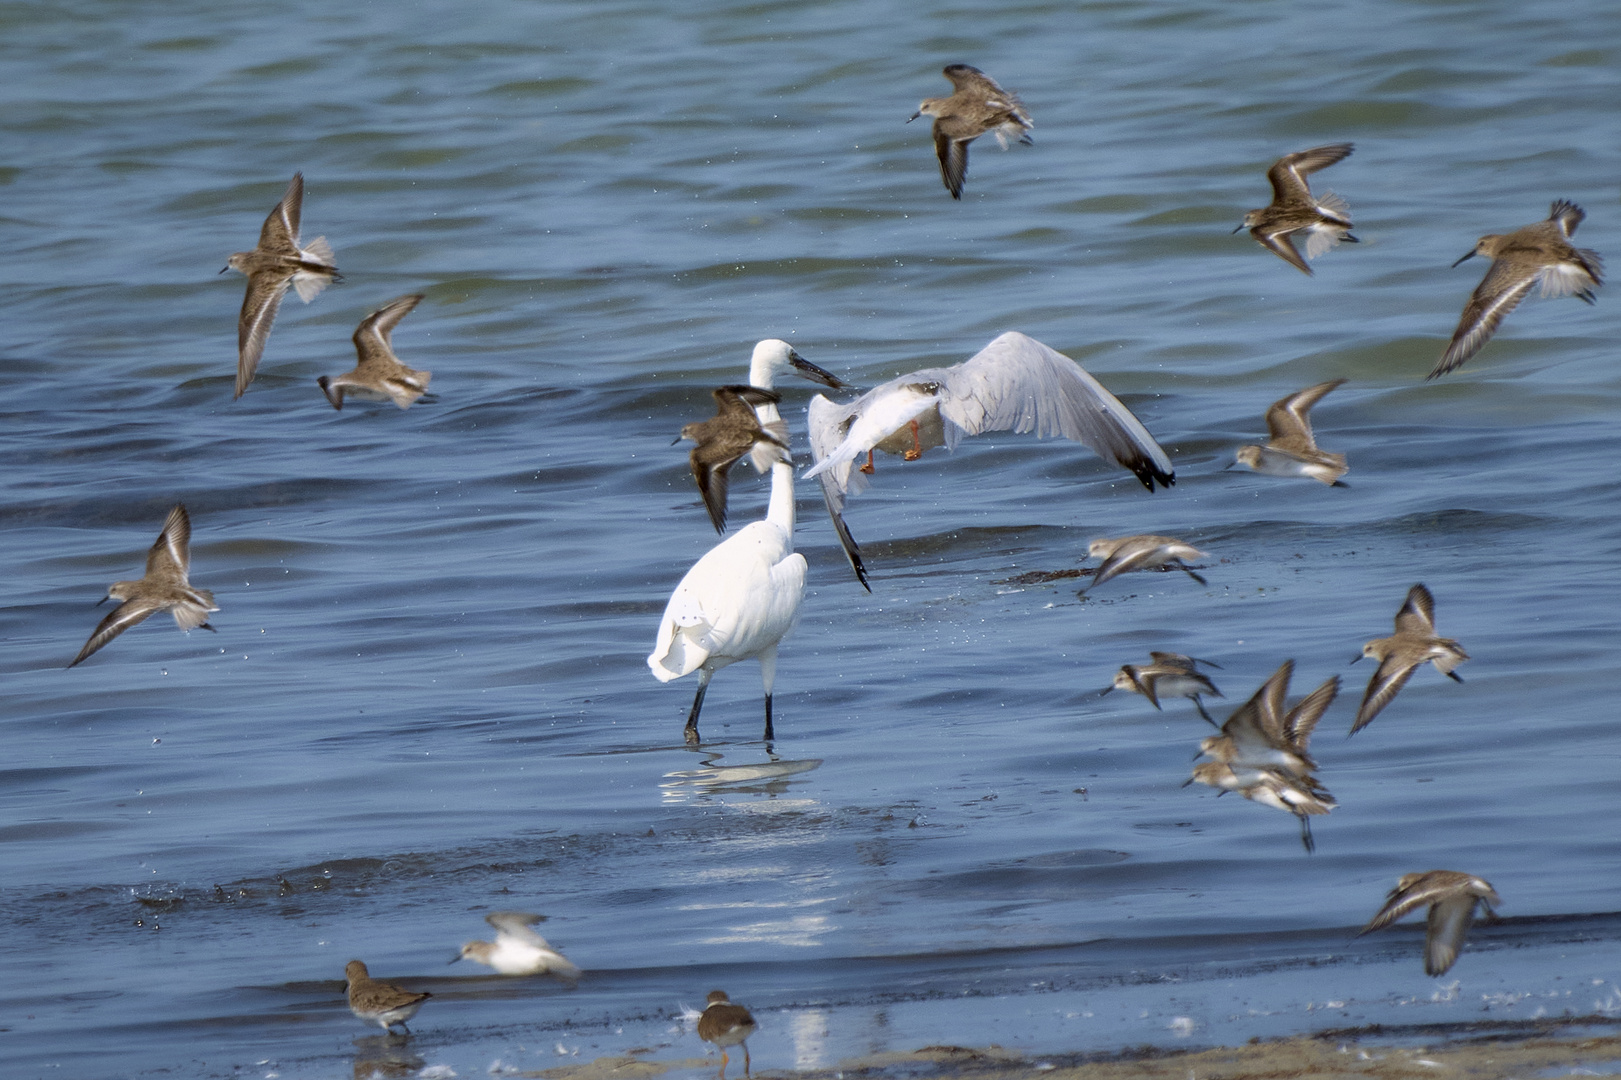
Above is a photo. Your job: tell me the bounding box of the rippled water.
[4,1,1620,1077]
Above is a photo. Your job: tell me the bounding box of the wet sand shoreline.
[510,1016,1621,1080]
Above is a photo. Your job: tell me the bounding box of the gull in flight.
[804,331,1175,587]
[1431,199,1602,379]
[910,64,1033,200]
[222,172,340,399]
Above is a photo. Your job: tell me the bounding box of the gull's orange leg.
[903,419,923,461]
[858,448,876,474]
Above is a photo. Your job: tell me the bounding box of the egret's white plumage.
[649,442,806,745]
[804,331,1175,586]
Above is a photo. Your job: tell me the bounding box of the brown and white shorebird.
[69,504,218,668]
[1431,199,1603,379]
[318,293,431,411]
[1188,660,1339,853]
[1350,584,1468,735]
[1236,144,1357,275]
[454,911,581,979]
[222,172,341,399]
[1197,660,1336,780]
[1081,535,1207,594]
[344,959,431,1035]
[678,385,791,534]
[697,990,758,1080]
[1359,870,1500,976]
[1232,378,1349,486]
[910,64,1033,199]
[1103,652,1223,723]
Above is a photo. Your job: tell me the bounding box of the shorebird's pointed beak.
[670,435,683,446]
[1451,250,1476,268]
[1097,684,1114,697]
[1180,776,1196,788]
[95,594,110,607]
[1349,653,1363,665]
[907,111,921,124]
[1222,460,1238,471]
[448,951,463,965]
[218,265,230,274]
[1231,223,1246,234]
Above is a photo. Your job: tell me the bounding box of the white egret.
[650,396,807,745]
[803,331,1175,586]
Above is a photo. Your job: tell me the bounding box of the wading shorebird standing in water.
[69,504,218,668]
[677,385,791,534]
[317,293,432,410]
[696,990,758,1080]
[805,331,1175,588]
[223,172,341,398]
[910,64,1033,199]
[1431,199,1603,379]
[1360,870,1500,976]
[1236,143,1357,275]
[649,408,806,745]
[1350,583,1468,735]
[1232,379,1349,486]
[344,959,431,1036]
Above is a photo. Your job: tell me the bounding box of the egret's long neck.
[766,459,796,537]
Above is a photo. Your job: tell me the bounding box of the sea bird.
[1237,144,1357,275]
[1232,378,1349,486]
[454,911,581,979]
[1081,535,1207,594]
[910,64,1032,199]
[805,331,1175,587]
[1359,870,1500,976]
[223,172,340,398]
[697,990,758,1080]
[344,959,430,1035]
[69,504,218,667]
[1351,584,1468,734]
[649,418,806,745]
[1103,652,1223,723]
[1431,199,1603,378]
[1188,660,1339,853]
[318,293,432,410]
[678,385,791,534]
